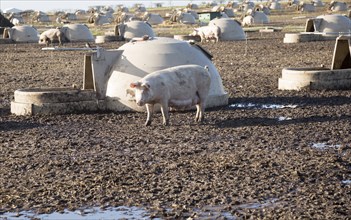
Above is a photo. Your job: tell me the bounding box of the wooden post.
[304,19,314,32]
[83,54,94,90]
[331,36,351,70]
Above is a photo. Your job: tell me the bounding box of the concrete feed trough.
[3,25,39,43]
[209,18,246,41]
[11,37,228,115]
[279,36,351,90]
[62,24,94,42]
[284,14,351,43]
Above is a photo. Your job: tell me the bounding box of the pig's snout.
[136,100,144,106]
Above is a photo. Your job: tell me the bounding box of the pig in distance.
[190,25,221,43]
[39,27,65,46]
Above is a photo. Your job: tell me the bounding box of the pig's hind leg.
[195,91,206,123]
[160,101,170,126]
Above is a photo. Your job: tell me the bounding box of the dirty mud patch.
[1,32,351,219]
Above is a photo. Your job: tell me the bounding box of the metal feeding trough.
[279,36,351,90]
[284,14,351,43]
[11,37,228,115]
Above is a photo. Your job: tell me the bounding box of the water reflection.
[230,103,298,109]
[311,143,341,150]
[0,206,154,220]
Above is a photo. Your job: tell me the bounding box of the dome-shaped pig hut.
[269,1,282,10]
[255,5,271,15]
[178,12,196,24]
[312,14,351,34]
[238,1,255,12]
[143,13,164,25]
[32,11,51,23]
[209,18,246,41]
[297,2,316,12]
[3,25,39,43]
[328,1,348,11]
[116,21,155,40]
[246,10,270,24]
[312,0,324,7]
[11,37,228,115]
[103,37,228,111]
[284,14,351,43]
[62,24,94,42]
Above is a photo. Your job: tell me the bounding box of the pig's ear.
[142,83,150,89]
[130,82,140,88]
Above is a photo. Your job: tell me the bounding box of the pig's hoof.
[163,120,169,126]
[145,121,151,126]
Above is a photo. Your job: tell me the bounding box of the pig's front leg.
[145,104,154,126]
[160,101,170,126]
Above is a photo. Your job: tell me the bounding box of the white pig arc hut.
[11,37,228,115]
[284,14,351,43]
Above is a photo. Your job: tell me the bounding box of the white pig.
[39,28,65,46]
[191,25,221,42]
[129,64,211,126]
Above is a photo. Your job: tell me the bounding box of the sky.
[0,0,214,12]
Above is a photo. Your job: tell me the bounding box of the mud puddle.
[311,143,342,150]
[230,103,298,109]
[0,206,155,220]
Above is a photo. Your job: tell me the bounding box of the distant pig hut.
[61,24,94,42]
[88,12,112,25]
[328,1,348,11]
[32,11,51,23]
[306,14,351,35]
[255,4,271,15]
[170,10,196,24]
[142,12,164,25]
[116,21,155,40]
[269,0,282,10]
[3,25,39,43]
[297,2,316,12]
[312,0,324,7]
[209,18,246,41]
[283,14,351,43]
[243,9,269,25]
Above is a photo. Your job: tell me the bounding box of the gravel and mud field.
[1,29,351,219]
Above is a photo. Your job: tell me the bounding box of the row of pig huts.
[1,0,349,27]
[4,1,351,115]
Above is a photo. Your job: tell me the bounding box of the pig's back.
[146,65,210,99]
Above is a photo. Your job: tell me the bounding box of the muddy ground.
[1,28,351,219]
